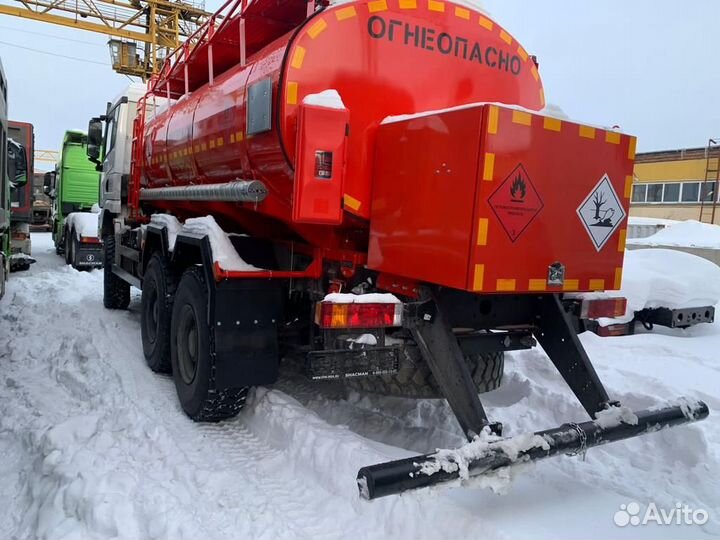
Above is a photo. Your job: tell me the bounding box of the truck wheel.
[71,235,81,270]
[170,267,248,422]
[345,347,504,399]
[64,229,72,265]
[54,220,63,254]
[141,254,175,373]
[102,234,130,310]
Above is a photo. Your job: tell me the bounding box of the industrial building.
[631,143,720,223]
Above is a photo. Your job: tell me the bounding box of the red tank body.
[139,0,544,249]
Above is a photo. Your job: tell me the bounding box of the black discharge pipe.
[357,400,709,500]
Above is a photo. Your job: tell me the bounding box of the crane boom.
[0,0,211,79]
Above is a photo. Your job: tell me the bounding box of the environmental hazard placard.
[488,163,544,242]
[576,174,626,251]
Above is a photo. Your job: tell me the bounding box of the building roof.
[636,145,720,164]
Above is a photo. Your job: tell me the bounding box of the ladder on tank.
[699,138,720,223]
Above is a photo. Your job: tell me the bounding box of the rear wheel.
[345,346,504,398]
[64,229,72,265]
[102,234,130,310]
[141,254,175,373]
[170,267,248,421]
[71,235,81,269]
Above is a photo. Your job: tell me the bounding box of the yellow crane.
[0,0,211,79]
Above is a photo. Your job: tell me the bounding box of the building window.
[681,182,700,202]
[646,183,664,202]
[632,184,647,203]
[701,182,715,202]
[663,183,680,202]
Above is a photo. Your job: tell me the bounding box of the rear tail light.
[316,302,403,329]
[80,236,101,244]
[11,231,28,240]
[580,297,627,320]
[314,150,333,179]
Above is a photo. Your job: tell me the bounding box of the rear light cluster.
[80,236,101,244]
[595,322,633,337]
[11,232,28,241]
[580,297,627,320]
[317,302,403,329]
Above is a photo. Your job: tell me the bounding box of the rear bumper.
[75,243,103,268]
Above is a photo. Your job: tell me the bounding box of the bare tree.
[592,191,606,220]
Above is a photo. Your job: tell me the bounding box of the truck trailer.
[8,120,34,271]
[88,0,709,497]
[45,130,102,269]
[1,61,29,293]
[0,58,8,298]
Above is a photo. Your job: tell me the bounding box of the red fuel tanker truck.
[88,0,709,498]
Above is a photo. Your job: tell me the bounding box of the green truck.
[44,130,102,269]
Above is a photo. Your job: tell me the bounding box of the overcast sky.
[1,0,719,170]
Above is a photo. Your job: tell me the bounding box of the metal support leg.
[534,294,612,418]
[406,295,496,440]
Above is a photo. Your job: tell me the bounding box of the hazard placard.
[576,174,626,251]
[488,163,544,242]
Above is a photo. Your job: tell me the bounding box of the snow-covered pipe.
[357,400,709,500]
[139,180,268,203]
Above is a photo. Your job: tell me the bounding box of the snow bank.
[628,216,680,227]
[599,249,720,324]
[303,89,346,110]
[181,216,262,271]
[150,214,182,251]
[629,220,720,249]
[66,212,99,239]
[2,232,719,539]
[324,292,401,304]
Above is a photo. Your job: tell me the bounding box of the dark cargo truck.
[8,120,33,271]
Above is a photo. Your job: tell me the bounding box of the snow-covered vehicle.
[44,130,103,270]
[88,0,709,498]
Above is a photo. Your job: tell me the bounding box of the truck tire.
[64,229,72,265]
[141,254,175,373]
[345,347,504,399]
[170,267,248,422]
[71,235,81,270]
[54,220,63,254]
[102,234,130,310]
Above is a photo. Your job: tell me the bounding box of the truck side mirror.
[7,139,28,187]
[43,171,57,198]
[87,117,103,162]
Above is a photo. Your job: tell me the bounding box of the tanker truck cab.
[95,0,709,497]
[88,83,146,226]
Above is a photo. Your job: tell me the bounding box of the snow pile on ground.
[628,216,680,227]
[181,216,262,272]
[303,89,346,110]
[150,214,182,251]
[594,249,720,325]
[65,212,99,239]
[1,233,718,539]
[629,220,720,249]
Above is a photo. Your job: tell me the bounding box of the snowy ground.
[1,233,718,540]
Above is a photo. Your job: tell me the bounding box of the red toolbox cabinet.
[368,104,636,293]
